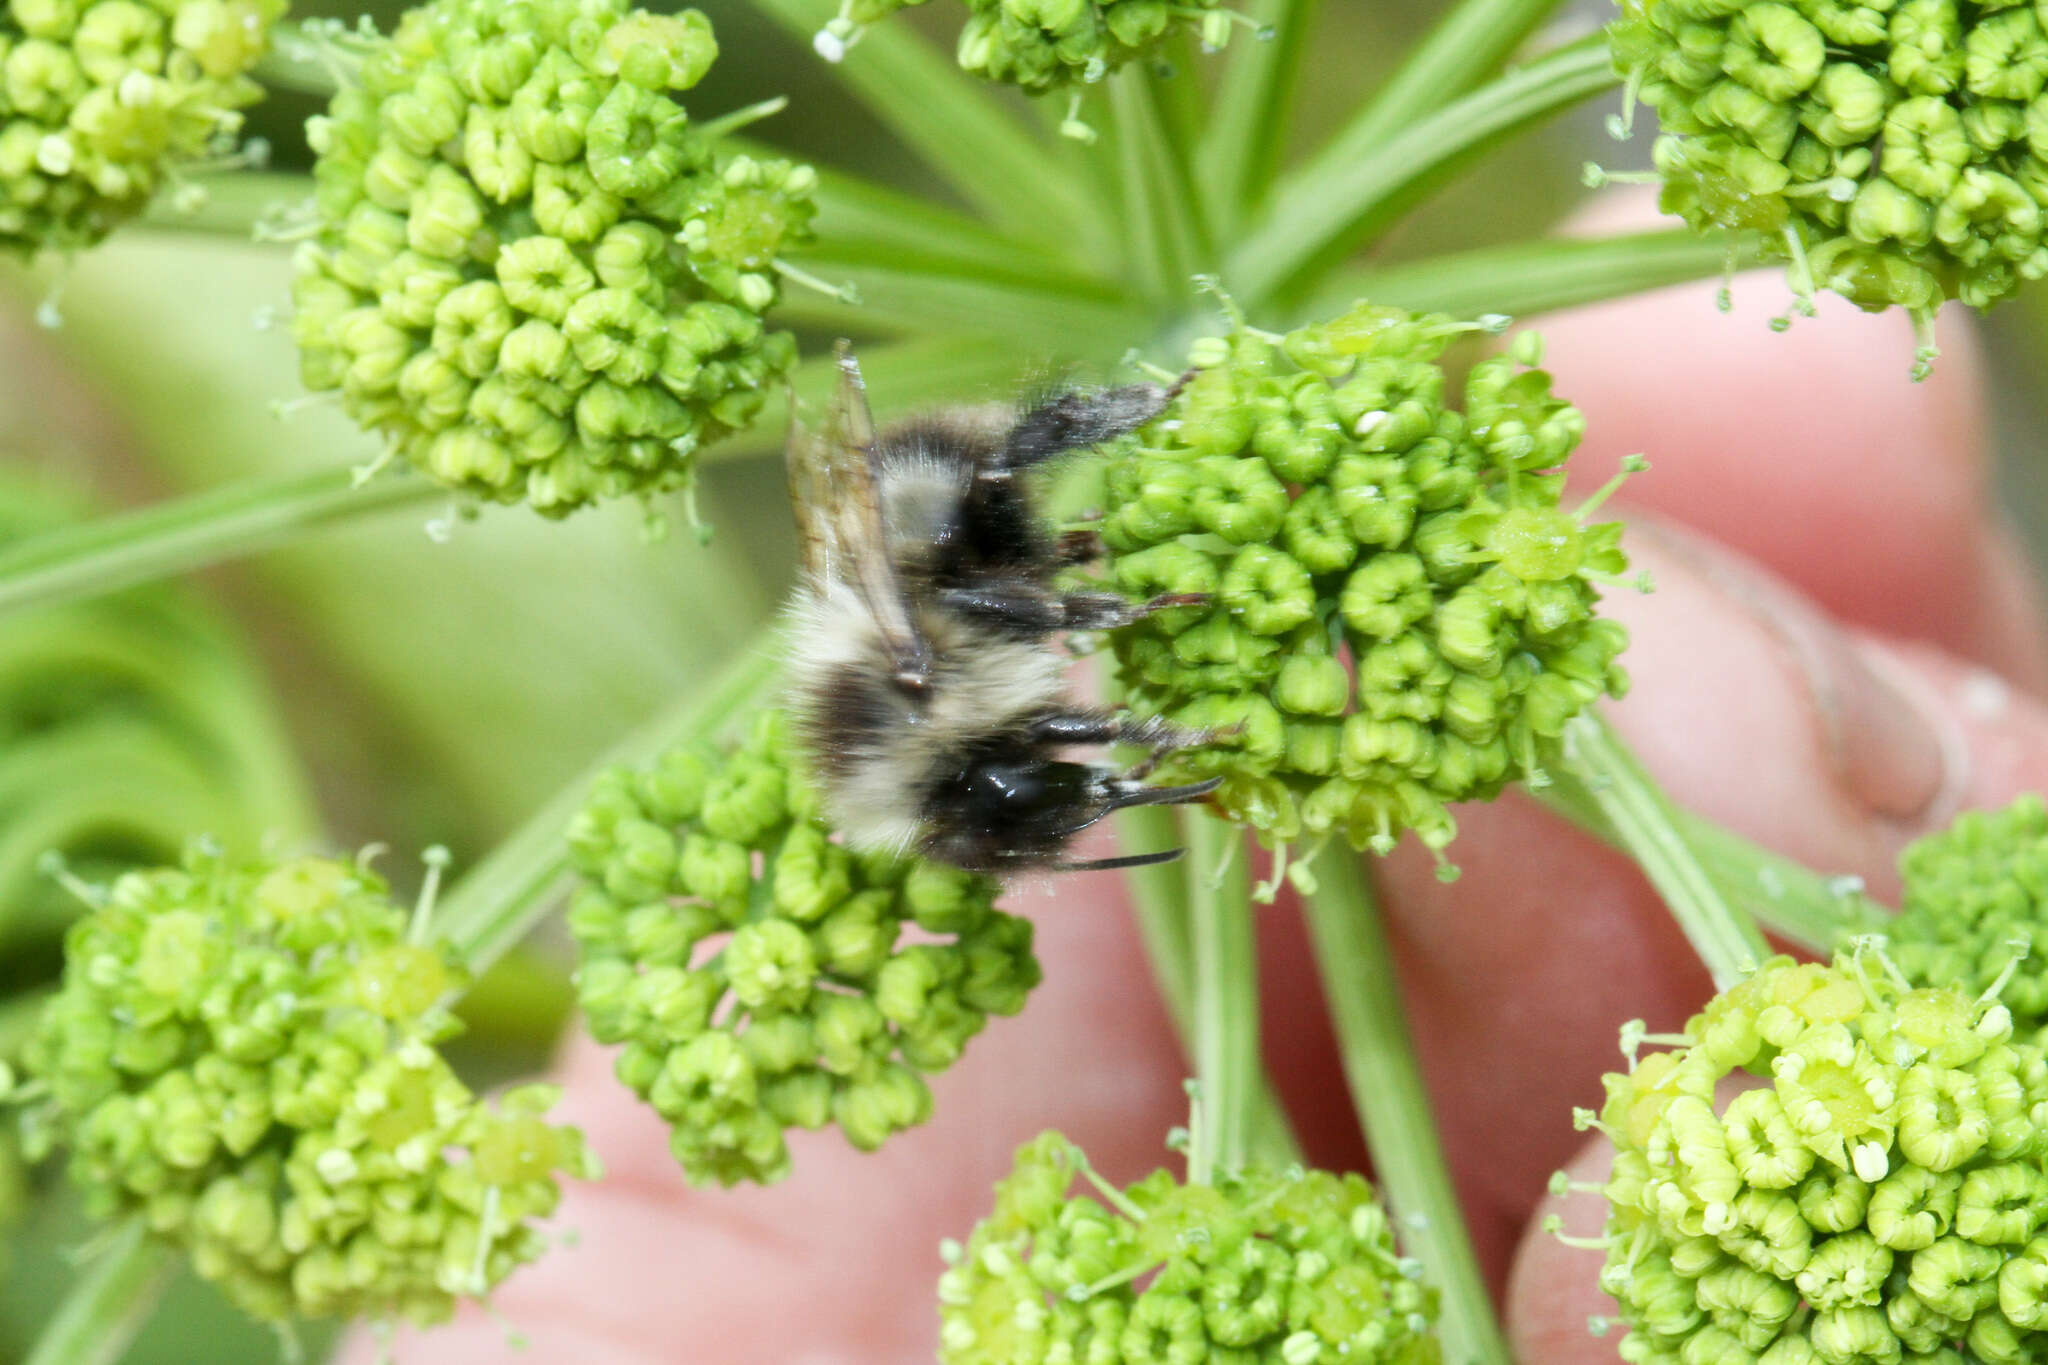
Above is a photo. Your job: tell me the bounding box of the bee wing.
[788,342,932,689]
[785,388,834,585]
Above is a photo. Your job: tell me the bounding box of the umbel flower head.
[1583,946,2048,1365]
[0,0,281,251]
[1097,300,1631,866]
[21,843,597,1325]
[1880,793,2048,1036]
[290,0,813,516]
[815,0,1247,98]
[566,707,1041,1187]
[939,1130,1442,1364]
[1607,0,2048,367]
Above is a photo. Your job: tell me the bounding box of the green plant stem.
[1186,815,1258,1183]
[1109,68,1216,303]
[1558,710,1770,987]
[0,335,1028,621]
[141,170,307,236]
[1302,849,1509,1365]
[1117,810,1298,1164]
[1532,771,1880,955]
[1229,35,1619,305]
[436,645,782,970]
[23,1220,177,1365]
[0,465,439,620]
[1306,228,1765,325]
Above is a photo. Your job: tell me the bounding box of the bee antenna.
[1106,776,1223,810]
[1058,848,1187,873]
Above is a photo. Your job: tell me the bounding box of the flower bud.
[23,844,590,1325]
[0,0,278,251]
[1609,0,2048,336]
[567,708,1037,1185]
[291,0,812,515]
[1101,301,1627,858]
[1594,947,2048,1362]
[939,1130,1439,1364]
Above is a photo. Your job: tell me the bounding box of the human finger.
[1539,191,2047,688]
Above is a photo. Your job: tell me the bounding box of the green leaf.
[778,247,1144,346]
[742,0,1106,253]
[0,465,437,620]
[1106,67,1216,304]
[796,162,1121,293]
[1197,0,1323,235]
[1228,35,1619,305]
[1315,0,1579,160]
[1303,227,1762,322]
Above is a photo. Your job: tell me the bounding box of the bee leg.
[936,584,1063,634]
[998,382,1176,471]
[1052,527,1105,566]
[1027,711,1125,745]
[936,584,1205,634]
[1055,591,1208,630]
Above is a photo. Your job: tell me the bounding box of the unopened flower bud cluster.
[567,708,1041,1187]
[1609,0,2048,326]
[23,845,596,1325]
[1882,794,2048,1037]
[292,0,812,515]
[0,0,281,250]
[939,1130,1442,1365]
[1098,303,1630,858]
[816,0,1236,93]
[1595,950,2048,1364]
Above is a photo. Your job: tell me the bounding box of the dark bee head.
[921,743,1220,872]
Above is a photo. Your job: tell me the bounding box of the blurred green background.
[0,0,2041,1356]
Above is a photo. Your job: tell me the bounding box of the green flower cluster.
[1591,950,2048,1364]
[566,708,1041,1187]
[1882,793,2048,1036]
[0,0,280,251]
[1098,302,1631,863]
[815,0,1240,95]
[1608,0,2048,354]
[291,0,811,516]
[939,1130,1442,1365]
[23,845,596,1325]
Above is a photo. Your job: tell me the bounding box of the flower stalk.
[1557,709,1770,987]
[23,1220,177,1365]
[0,465,437,620]
[436,645,784,970]
[1117,805,1298,1164]
[1302,846,1511,1365]
[1187,815,1261,1182]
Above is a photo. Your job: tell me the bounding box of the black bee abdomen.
[796,662,902,779]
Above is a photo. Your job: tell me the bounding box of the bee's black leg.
[936,584,1062,634]
[1027,711,1124,745]
[1027,711,1226,763]
[1052,528,1105,566]
[938,586,1208,635]
[1055,590,1209,630]
[998,382,1177,472]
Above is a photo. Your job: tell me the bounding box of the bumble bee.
[784,341,1222,874]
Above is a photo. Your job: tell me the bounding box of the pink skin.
[348,207,2048,1362]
